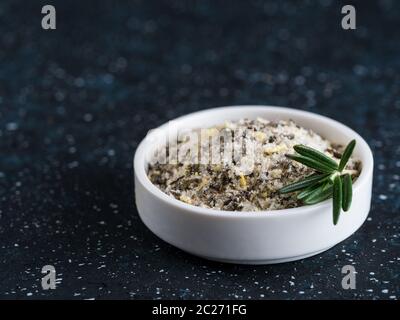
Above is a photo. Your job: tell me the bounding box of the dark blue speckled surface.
[0,0,399,299]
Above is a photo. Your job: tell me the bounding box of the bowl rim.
[134,105,374,219]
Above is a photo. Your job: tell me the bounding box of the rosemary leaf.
[294,145,339,171]
[297,183,324,199]
[341,174,353,211]
[286,154,336,173]
[279,173,330,194]
[333,175,342,225]
[338,139,356,172]
[303,183,333,205]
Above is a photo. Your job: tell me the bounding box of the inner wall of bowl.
[144,107,364,169]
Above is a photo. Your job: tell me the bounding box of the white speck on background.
[6,122,18,131]
[83,113,93,122]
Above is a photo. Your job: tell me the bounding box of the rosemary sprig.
[279,140,356,225]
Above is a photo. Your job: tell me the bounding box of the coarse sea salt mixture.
[148,118,361,211]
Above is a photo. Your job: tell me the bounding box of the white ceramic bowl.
[134,106,373,264]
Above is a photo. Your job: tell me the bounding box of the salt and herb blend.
[148,118,360,211]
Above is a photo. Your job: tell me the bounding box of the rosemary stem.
[341,169,358,175]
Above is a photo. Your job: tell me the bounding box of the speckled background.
[0,0,399,300]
